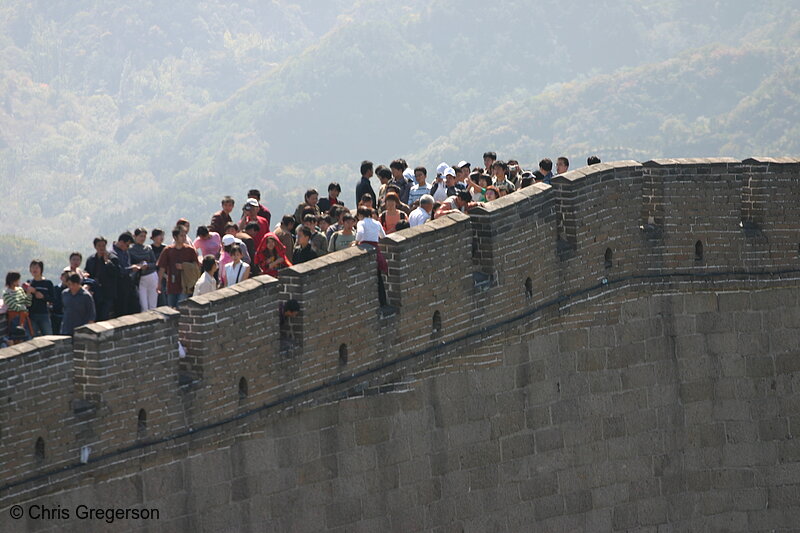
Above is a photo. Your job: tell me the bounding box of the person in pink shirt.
[193,225,222,259]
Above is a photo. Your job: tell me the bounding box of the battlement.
[2,157,799,496]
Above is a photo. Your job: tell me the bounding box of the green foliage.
[0,0,798,256]
[0,235,70,281]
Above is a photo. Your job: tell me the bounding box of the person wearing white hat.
[239,198,269,245]
[431,167,461,202]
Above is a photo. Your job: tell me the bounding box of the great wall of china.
[1,157,799,531]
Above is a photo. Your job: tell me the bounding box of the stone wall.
[0,158,799,531]
[3,287,798,532]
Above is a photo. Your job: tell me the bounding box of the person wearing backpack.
[328,214,357,252]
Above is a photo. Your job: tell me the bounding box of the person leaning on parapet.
[157,227,201,307]
[85,236,122,321]
[60,272,96,336]
[209,196,235,235]
[292,226,318,266]
[194,255,219,297]
[409,194,435,227]
[537,158,554,185]
[587,155,601,165]
[318,182,344,214]
[255,232,293,277]
[491,160,516,196]
[356,160,377,206]
[436,190,481,218]
[247,189,271,227]
[223,244,250,287]
[556,156,569,175]
[328,213,357,252]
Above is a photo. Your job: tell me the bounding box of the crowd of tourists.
[1,153,601,346]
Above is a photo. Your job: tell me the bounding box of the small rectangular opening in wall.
[472,271,491,291]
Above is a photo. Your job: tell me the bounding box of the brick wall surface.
[2,287,798,532]
[0,158,798,531]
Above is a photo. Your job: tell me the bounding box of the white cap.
[243,198,259,209]
[221,234,236,246]
[456,160,470,169]
[444,167,456,177]
[436,162,449,175]
[403,168,414,181]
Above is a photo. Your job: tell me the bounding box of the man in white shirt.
[409,195,435,227]
[355,207,386,243]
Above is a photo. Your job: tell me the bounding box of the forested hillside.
[0,0,798,277]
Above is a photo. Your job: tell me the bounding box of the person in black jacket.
[292,227,318,265]
[27,259,54,336]
[355,160,376,206]
[318,182,345,214]
[84,236,123,321]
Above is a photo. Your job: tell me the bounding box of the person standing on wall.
[209,196,235,235]
[60,273,96,335]
[356,160,376,206]
[84,236,122,321]
[129,228,159,311]
[157,227,201,307]
[3,271,35,340]
[112,232,141,317]
[318,182,345,214]
[223,244,250,287]
[27,259,54,336]
[247,189,272,227]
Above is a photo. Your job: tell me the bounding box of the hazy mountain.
[0,0,798,277]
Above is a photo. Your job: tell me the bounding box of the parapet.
[1,157,799,494]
